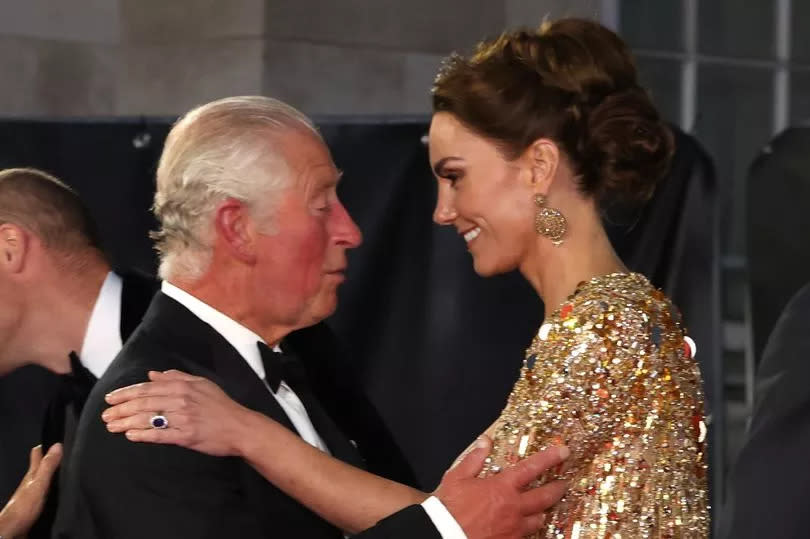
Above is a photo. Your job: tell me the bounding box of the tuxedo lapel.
[280,337,365,469]
[118,271,160,342]
[142,293,300,435]
[144,293,362,467]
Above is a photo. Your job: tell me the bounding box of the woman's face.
[429,112,537,276]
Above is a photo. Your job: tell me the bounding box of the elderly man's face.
[252,130,362,329]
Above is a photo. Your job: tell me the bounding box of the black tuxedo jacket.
[28,271,160,539]
[53,292,440,538]
[720,283,810,538]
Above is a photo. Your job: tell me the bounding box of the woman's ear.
[524,138,560,194]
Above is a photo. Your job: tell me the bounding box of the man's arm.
[720,284,810,538]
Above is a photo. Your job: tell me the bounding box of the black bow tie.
[62,351,97,405]
[257,342,307,393]
[42,351,97,452]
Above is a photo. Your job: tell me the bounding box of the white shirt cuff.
[421,496,467,539]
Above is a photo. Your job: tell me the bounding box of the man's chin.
[301,296,339,326]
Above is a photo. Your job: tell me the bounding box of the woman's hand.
[0,443,62,538]
[103,370,259,457]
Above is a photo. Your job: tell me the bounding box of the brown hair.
[432,18,674,208]
[0,167,103,254]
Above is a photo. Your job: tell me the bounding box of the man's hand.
[434,437,568,539]
[0,444,62,538]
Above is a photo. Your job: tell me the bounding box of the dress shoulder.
[483,273,709,537]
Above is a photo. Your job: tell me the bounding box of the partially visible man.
[720,282,810,538]
[56,97,566,539]
[0,167,159,537]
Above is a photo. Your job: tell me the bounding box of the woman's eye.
[445,172,463,185]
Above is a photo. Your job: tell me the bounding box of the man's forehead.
[280,130,332,165]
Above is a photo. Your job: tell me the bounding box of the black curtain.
[0,119,719,503]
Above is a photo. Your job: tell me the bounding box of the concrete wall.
[0,0,610,117]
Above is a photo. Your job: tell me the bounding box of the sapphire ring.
[150,414,169,429]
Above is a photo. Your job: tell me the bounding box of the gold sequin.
[482,273,709,538]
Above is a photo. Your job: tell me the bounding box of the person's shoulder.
[91,328,182,399]
[563,273,697,374]
[781,282,810,315]
[758,281,810,377]
[567,272,679,329]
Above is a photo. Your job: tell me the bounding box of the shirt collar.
[80,271,124,379]
[160,281,271,380]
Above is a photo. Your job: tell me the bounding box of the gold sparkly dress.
[482,273,709,538]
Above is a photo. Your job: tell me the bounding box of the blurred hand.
[434,437,569,539]
[103,370,255,457]
[0,443,62,538]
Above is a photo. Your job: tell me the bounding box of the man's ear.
[523,138,561,194]
[213,199,259,264]
[0,223,29,274]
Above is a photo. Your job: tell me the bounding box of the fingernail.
[101,411,110,421]
[558,446,570,460]
[475,436,488,449]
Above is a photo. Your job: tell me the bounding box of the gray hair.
[153,96,321,281]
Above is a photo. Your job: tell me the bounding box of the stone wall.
[0,0,610,117]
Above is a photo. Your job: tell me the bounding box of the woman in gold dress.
[427,19,709,537]
[103,18,708,538]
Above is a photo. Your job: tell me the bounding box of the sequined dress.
[482,273,709,538]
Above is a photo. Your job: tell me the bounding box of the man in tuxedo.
[0,166,419,537]
[720,282,810,538]
[0,167,159,537]
[56,96,566,539]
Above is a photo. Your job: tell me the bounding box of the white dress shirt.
[80,271,124,379]
[161,281,329,452]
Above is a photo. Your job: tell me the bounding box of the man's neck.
[22,263,111,374]
[168,275,294,348]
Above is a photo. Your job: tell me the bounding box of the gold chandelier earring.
[534,194,567,245]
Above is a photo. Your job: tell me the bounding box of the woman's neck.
[520,216,626,318]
